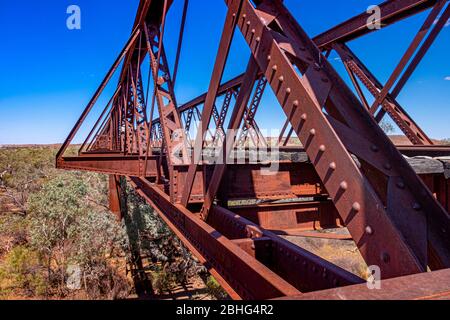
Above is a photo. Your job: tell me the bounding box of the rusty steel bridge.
[57,0,450,300]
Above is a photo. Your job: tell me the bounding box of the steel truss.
[57,0,450,300]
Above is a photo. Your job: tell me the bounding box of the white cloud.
[445,76,450,81]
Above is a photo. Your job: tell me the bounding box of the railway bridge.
[57,0,450,299]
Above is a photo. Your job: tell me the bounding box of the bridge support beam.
[109,175,123,221]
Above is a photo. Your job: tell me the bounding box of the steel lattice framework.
[57,0,450,300]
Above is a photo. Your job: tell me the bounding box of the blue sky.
[0,0,449,144]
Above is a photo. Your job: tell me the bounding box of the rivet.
[247,21,251,26]
[384,163,392,170]
[340,181,348,190]
[309,129,316,136]
[371,145,379,152]
[352,202,361,212]
[413,203,422,211]
[329,162,337,170]
[278,76,284,82]
[272,65,278,71]
[365,226,373,235]
[251,29,256,34]
[242,14,247,19]
[397,181,405,189]
[381,252,390,263]
[256,37,261,42]
[293,100,299,107]
[286,87,291,94]
[267,55,271,61]
[319,145,326,152]
[300,113,307,121]
[232,13,236,17]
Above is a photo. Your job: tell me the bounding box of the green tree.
[380,120,395,134]
[27,172,129,298]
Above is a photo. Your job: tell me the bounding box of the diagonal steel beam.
[181,0,244,206]
[369,0,447,114]
[201,57,260,219]
[227,0,450,278]
[334,43,434,145]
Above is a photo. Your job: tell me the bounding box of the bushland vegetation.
[0,146,224,300]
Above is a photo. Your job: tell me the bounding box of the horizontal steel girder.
[280,268,450,300]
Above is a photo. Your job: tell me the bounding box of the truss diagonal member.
[228,0,450,277]
[376,2,450,122]
[369,0,447,114]
[56,29,141,164]
[129,64,150,158]
[201,57,260,219]
[212,88,235,145]
[181,0,244,206]
[333,43,433,145]
[81,85,122,153]
[144,23,189,166]
[238,76,268,146]
[313,0,446,49]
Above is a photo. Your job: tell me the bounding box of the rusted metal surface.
[109,175,123,220]
[57,0,450,300]
[280,268,450,300]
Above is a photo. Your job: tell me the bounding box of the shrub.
[205,276,228,300]
[26,172,129,299]
[0,246,47,297]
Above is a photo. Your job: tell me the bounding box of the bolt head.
[397,181,405,189]
[319,145,326,152]
[365,226,373,235]
[309,129,316,136]
[352,202,361,212]
[340,181,348,190]
[329,162,337,170]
